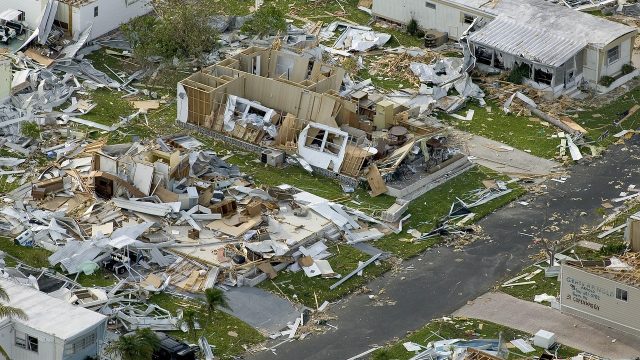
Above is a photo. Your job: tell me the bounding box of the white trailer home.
[560,258,640,338]
[0,0,152,41]
[372,0,637,94]
[0,279,107,360]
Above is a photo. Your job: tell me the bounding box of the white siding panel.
[74,0,152,40]
[373,0,484,40]
[560,265,640,337]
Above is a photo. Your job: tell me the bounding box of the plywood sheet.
[206,215,262,237]
[367,164,388,197]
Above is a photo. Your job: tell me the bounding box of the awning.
[468,16,586,68]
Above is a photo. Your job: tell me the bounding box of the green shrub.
[407,18,419,36]
[507,63,530,84]
[600,75,615,87]
[622,63,635,75]
[241,4,287,37]
[599,242,627,256]
[121,0,218,60]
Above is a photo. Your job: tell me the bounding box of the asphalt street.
[249,138,640,360]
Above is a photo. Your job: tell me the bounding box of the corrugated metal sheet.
[468,16,585,68]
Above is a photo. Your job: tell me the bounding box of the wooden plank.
[616,104,640,126]
[366,164,388,197]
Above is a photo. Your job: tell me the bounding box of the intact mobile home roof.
[468,16,586,67]
[0,279,106,340]
[447,0,636,47]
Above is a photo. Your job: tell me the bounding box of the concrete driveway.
[454,292,640,359]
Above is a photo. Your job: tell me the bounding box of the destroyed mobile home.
[177,47,475,200]
[0,135,397,293]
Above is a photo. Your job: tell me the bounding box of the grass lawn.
[443,100,561,159]
[0,237,51,268]
[149,293,264,359]
[371,317,580,360]
[499,267,560,304]
[372,167,526,259]
[259,243,391,308]
[574,85,640,143]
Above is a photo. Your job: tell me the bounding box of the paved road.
[454,292,640,358]
[250,138,640,360]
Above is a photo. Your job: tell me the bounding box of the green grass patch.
[574,84,640,143]
[0,237,51,268]
[149,293,264,359]
[75,269,118,288]
[372,167,526,259]
[260,243,391,308]
[444,101,560,159]
[0,175,22,194]
[80,88,136,126]
[499,267,560,303]
[372,317,580,359]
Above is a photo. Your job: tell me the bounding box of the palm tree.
[105,328,160,360]
[202,288,230,318]
[0,285,27,360]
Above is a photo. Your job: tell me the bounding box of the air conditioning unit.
[261,149,285,167]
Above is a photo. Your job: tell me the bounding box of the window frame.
[463,14,475,24]
[64,332,97,355]
[616,287,628,302]
[15,331,38,353]
[607,45,620,65]
[425,1,436,9]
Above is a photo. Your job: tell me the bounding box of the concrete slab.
[454,292,640,358]
[221,286,302,334]
[455,131,562,176]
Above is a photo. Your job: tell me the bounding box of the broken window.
[616,288,628,301]
[463,14,475,24]
[15,332,38,353]
[475,46,493,66]
[494,52,505,69]
[425,1,436,9]
[607,45,620,65]
[533,67,553,85]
